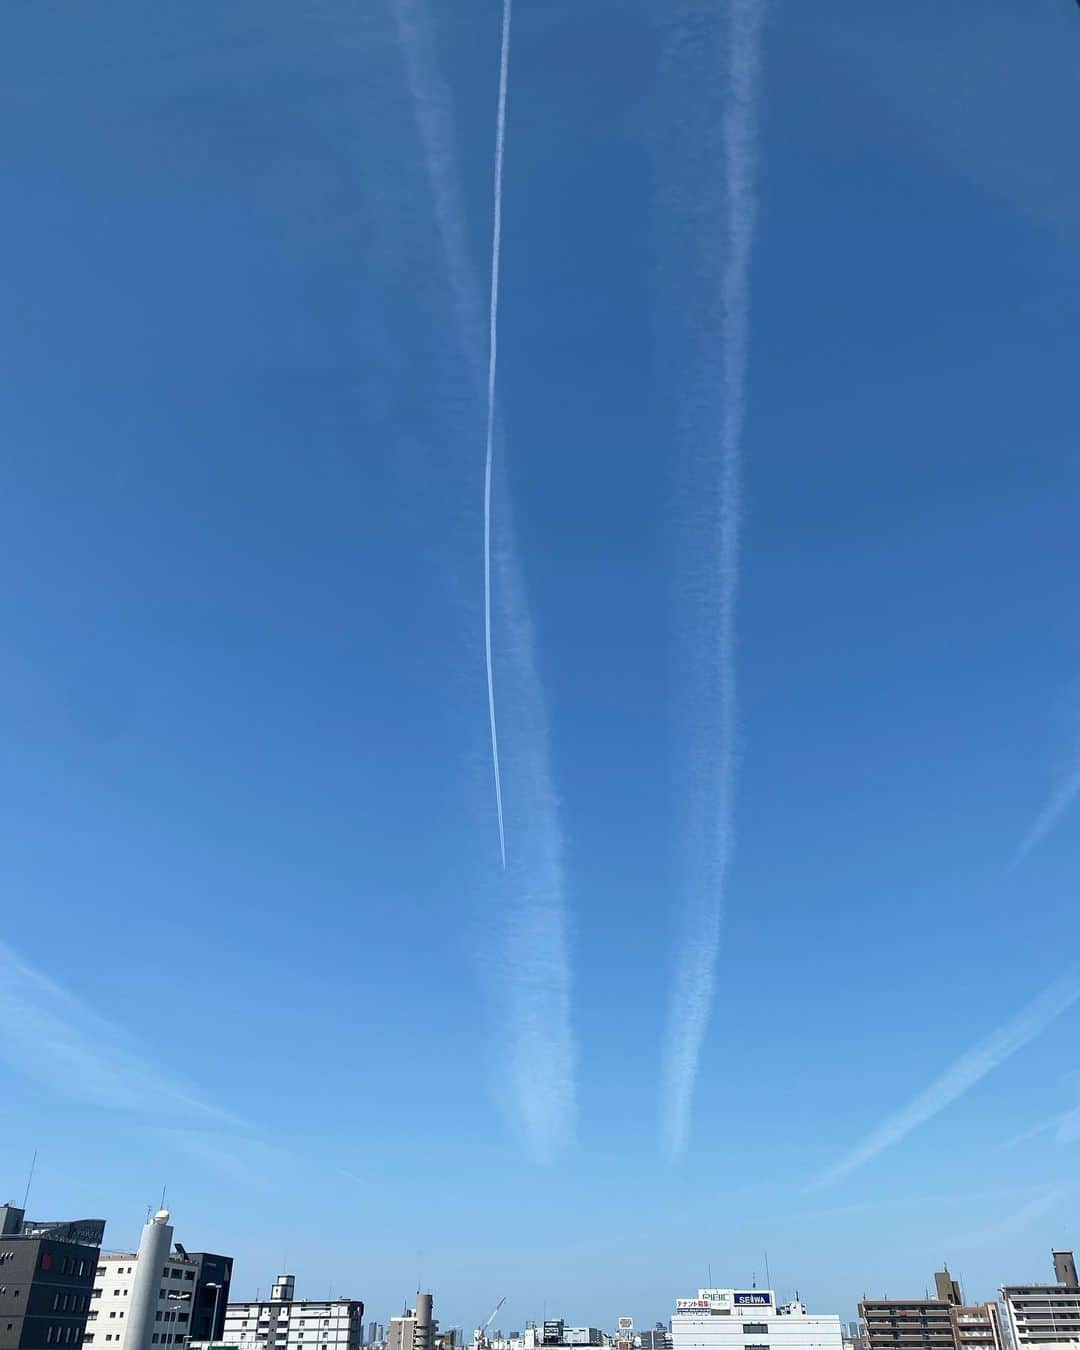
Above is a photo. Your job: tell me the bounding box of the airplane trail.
[809,968,1080,1190]
[484,0,513,869]
[391,0,575,1160]
[662,0,767,1163]
[1015,760,1080,865]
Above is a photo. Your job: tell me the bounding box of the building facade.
[1002,1251,1080,1350]
[88,1214,231,1350]
[673,1289,843,1350]
[223,1276,363,1350]
[0,1206,104,1350]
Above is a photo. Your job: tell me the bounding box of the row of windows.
[44,1326,84,1344]
[53,1295,91,1313]
[743,1325,769,1335]
[161,1269,195,1282]
[97,1268,134,1278]
[156,1311,189,1323]
[40,1255,89,1279]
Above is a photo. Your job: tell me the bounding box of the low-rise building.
[224,1277,363,1350]
[673,1288,843,1350]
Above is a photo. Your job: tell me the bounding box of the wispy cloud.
[662,0,768,1162]
[810,969,1080,1190]
[391,0,575,1160]
[0,940,240,1127]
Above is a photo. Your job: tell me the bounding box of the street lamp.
[205,1284,223,1345]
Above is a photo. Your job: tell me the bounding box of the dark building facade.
[0,1236,100,1350]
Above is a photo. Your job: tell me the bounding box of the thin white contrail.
[484,0,513,869]
[391,0,575,1160]
[1015,761,1080,865]
[662,0,767,1163]
[808,968,1080,1190]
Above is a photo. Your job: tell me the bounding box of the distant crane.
[475,1299,508,1349]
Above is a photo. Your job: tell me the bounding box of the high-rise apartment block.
[861,1269,1002,1350]
[223,1276,363,1350]
[1002,1251,1080,1350]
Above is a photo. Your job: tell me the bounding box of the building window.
[85,1338,95,1344]
[185,1274,194,1282]
[743,1328,769,1336]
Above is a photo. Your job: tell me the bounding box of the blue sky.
[3,0,1080,1333]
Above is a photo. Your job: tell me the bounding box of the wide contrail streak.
[662,0,767,1163]
[809,968,1080,1190]
[391,0,575,1160]
[484,0,512,869]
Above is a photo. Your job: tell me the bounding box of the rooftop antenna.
[160,1186,167,1212]
[708,1265,713,1287]
[765,1253,771,1291]
[22,1150,38,1212]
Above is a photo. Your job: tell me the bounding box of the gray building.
[0,1204,105,1350]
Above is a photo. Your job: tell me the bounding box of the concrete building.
[673,1289,843,1350]
[1002,1251,1080,1350]
[860,1269,1004,1350]
[0,1204,105,1350]
[224,1277,363,1350]
[388,1299,436,1350]
[950,1304,1004,1350]
[88,1212,231,1350]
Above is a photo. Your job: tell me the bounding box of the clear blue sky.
[3,0,1080,1334]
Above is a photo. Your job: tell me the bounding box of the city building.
[673,1289,843,1350]
[89,1211,231,1350]
[950,1304,1003,1350]
[1002,1251,1080,1350]
[0,1203,105,1350]
[640,1327,673,1350]
[388,1298,435,1350]
[860,1277,960,1350]
[224,1277,363,1350]
[860,1268,1004,1350]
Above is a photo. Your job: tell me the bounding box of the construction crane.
[475,1298,507,1350]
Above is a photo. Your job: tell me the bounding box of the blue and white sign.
[733,1294,773,1308]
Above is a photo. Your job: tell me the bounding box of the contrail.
[662,0,768,1163]
[484,0,513,869]
[391,0,575,1160]
[808,968,1080,1190]
[1015,761,1080,865]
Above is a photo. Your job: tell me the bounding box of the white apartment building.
[1002,1253,1080,1350]
[223,1276,364,1350]
[88,1247,231,1350]
[672,1289,843,1350]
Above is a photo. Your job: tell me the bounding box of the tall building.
[0,1203,105,1350]
[1002,1250,1080,1350]
[861,1269,1002,1350]
[673,1288,843,1350]
[88,1211,231,1350]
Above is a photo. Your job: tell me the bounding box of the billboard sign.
[618,1322,633,1333]
[733,1294,772,1308]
